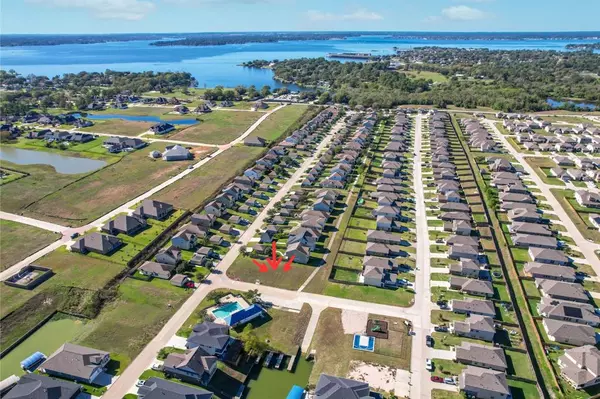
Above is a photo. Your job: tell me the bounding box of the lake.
[546,98,597,111]
[74,112,199,125]
[2,35,599,88]
[0,147,107,174]
[243,357,313,399]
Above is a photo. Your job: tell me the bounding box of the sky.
[1,0,600,34]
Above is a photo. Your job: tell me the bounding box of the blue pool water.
[74,113,199,125]
[212,302,243,319]
[352,334,375,352]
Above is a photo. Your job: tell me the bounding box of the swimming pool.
[352,334,375,352]
[212,302,243,319]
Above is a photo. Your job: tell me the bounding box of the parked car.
[136,380,146,387]
[444,377,456,385]
[151,363,163,371]
[434,325,448,333]
[426,335,433,347]
[70,232,79,239]
[430,376,444,383]
[426,358,433,371]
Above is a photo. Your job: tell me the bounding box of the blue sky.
[2,0,600,34]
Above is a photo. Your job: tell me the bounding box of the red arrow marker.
[251,240,293,272]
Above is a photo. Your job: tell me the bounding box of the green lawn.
[322,282,414,307]
[154,146,264,210]
[169,111,262,144]
[403,70,449,83]
[551,188,600,243]
[226,255,317,291]
[0,220,60,269]
[432,359,465,377]
[334,253,364,270]
[247,105,317,141]
[80,119,154,136]
[508,379,540,399]
[505,349,535,380]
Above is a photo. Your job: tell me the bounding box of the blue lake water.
[74,113,199,125]
[0,146,107,174]
[2,36,598,88]
[546,98,597,111]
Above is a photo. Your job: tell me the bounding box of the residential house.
[163,145,192,161]
[40,343,109,384]
[171,229,197,250]
[134,199,173,220]
[576,190,600,208]
[70,233,122,255]
[538,297,600,326]
[186,322,232,356]
[451,298,496,318]
[139,261,175,280]
[137,378,213,399]
[543,318,597,347]
[4,374,81,399]
[156,246,181,265]
[102,214,147,236]
[459,366,511,399]
[456,342,507,372]
[558,346,600,389]
[450,260,481,279]
[512,234,557,249]
[314,374,371,399]
[523,262,576,282]
[163,347,217,384]
[536,279,589,302]
[150,123,175,135]
[452,315,496,342]
[528,247,569,265]
[450,277,494,297]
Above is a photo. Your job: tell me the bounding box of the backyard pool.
[243,358,313,399]
[0,314,90,379]
[212,302,244,319]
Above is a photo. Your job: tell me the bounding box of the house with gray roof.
[508,208,541,223]
[509,222,553,236]
[102,214,147,236]
[450,260,482,279]
[456,342,507,372]
[523,262,576,282]
[40,343,109,384]
[314,374,371,399]
[139,261,175,280]
[163,347,217,385]
[512,234,557,249]
[449,244,479,260]
[186,322,232,357]
[460,366,511,399]
[538,297,600,326]
[70,232,122,255]
[575,190,600,208]
[4,374,81,399]
[528,247,569,265]
[367,230,403,245]
[137,377,213,399]
[451,299,496,318]
[558,346,600,389]
[452,315,496,342]
[543,318,597,346]
[134,199,173,220]
[536,279,589,302]
[450,277,494,298]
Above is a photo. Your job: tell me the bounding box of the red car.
[430,376,444,383]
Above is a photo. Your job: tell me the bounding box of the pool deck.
[207,294,250,323]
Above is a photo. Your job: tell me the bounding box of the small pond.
[0,147,107,174]
[74,113,199,125]
[546,98,597,110]
[0,315,89,379]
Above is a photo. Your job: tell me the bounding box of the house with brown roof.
[523,262,576,282]
[512,234,557,249]
[529,247,569,265]
[450,277,493,297]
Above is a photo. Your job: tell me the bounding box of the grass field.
[72,277,191,367]
[0,220,60,269]
[17,143,204,226]
[246,105,316,141]
[308,308,412,384]
[551,188,600,243]
[322,281,415,307]
[402,70,449,83]
[227,255,317,291]
[80,119,154,136]
[169,111,262,144]
[524,157,565,186]
[153,145,265,210]
[246,305,311,354]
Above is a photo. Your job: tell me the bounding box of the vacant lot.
[169,111,262,144]
[402,70,448,83]
[524,157,565,186]
[80,119,154,136]
[247,105,316,141]
[73,277,191,367]
[227,256,316,291]
[154,145,264,210]
[0,220,60,269]
[24,143,205,226]
[308,308,411,384]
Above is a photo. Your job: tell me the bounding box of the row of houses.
[516,131,600,153]
[462,118,500,153]
[27,129,95,143]
[493,158,600,390]
[361,109,412,288]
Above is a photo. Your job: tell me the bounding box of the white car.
[136,380,146,387]
[151,363,163,371]
[426,358,433,371]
